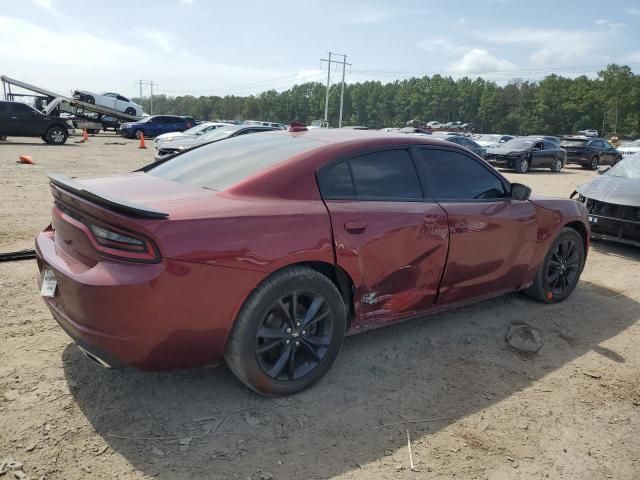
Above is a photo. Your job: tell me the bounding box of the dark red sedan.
[36,129,589,396]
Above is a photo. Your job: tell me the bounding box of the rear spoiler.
[47,172,169,219]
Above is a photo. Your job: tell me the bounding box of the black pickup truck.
[0,101,71,145]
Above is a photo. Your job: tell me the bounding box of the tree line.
[136,64,640,138]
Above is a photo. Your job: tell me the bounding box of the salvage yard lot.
[1,135,639,479]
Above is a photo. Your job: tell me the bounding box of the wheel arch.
[564,220,589,254]
[236,261,356,332]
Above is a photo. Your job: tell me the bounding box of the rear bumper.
[36,230,263,370]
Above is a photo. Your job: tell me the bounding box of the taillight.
[53,202,160,263]
[87,222,160,262]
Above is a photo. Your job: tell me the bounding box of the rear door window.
[318,149,423,200]
[414,148,507,201]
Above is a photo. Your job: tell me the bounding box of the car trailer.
[1,75,141,131]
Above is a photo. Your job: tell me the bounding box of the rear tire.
[125,107,136,116]
[0,135,7,141]
[86,96,95,104]
[589,156,599,170]
[550,158,562,172]
[225,266,347,396]
[525,227,585,303]
[45,126,68,145]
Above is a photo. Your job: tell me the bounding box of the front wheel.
[45,126,68,145]
[525,227,585,303]
[225,266,347,396]
[134,129,144,139]
[517,157,529,173]
[125,107,136,116]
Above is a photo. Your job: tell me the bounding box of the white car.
[153,122,232,150]
[619,139,640,157]
[476,134,515,148]
[73,90,143,117]
[578,129,599,137]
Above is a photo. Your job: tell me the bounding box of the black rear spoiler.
[47,172,169,220]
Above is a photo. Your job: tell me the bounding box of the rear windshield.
[561,139,588,146]
[149,133,322,190]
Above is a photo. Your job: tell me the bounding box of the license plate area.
[40,268,58,297]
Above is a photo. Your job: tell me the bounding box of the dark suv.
[119,115,194,139]
[560,136,622,170]
[0,101,71,145]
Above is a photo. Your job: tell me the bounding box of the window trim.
[411,145,512,203]
[316,145,430,202]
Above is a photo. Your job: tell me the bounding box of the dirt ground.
[0,134,639,480]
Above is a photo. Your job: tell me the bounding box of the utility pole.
[323,51,331,123]
[338,55,347,128]
[320,52,351,127]
[136,80,157,114]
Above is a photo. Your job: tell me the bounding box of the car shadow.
[0,141,81,147]
[62,280,639,479]
[590,240,640,262]
[498,168,579,176]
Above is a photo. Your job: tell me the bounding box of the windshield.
[149,133,322,190]
[497,138,533,150]
[604,155,640,180]
[561,138,588,147]
[478,135,500,142]
[199,126,242,141]
[183,123,214,135]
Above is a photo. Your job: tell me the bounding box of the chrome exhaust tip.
[77,345,112,368]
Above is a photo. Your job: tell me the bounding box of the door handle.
[10,116,17,119]
[344,220,367,232]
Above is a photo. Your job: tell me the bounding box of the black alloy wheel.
[125,107,136,116]
[525,227,585,303]
[255,291,333,381]
[225,266,346,396]
[86,96,95,104]
[546,238,581,297]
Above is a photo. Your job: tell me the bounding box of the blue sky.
[1,0,639,99]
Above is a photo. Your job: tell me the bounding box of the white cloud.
[0,16,295,97]
[417,38,468,55]
[594,18,625,28]
[31,0,64,19]
[471,28,620,65]
[625,7,640,15]
[179,0,193,3]
[449,49,516,72]
[136,28,175,53]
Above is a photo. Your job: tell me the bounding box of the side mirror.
[597,167,610,175]
[511,183,532,201]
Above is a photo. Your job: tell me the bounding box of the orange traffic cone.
[18,155,35,165]
[82,129,89,141]
[138,134,147,149]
